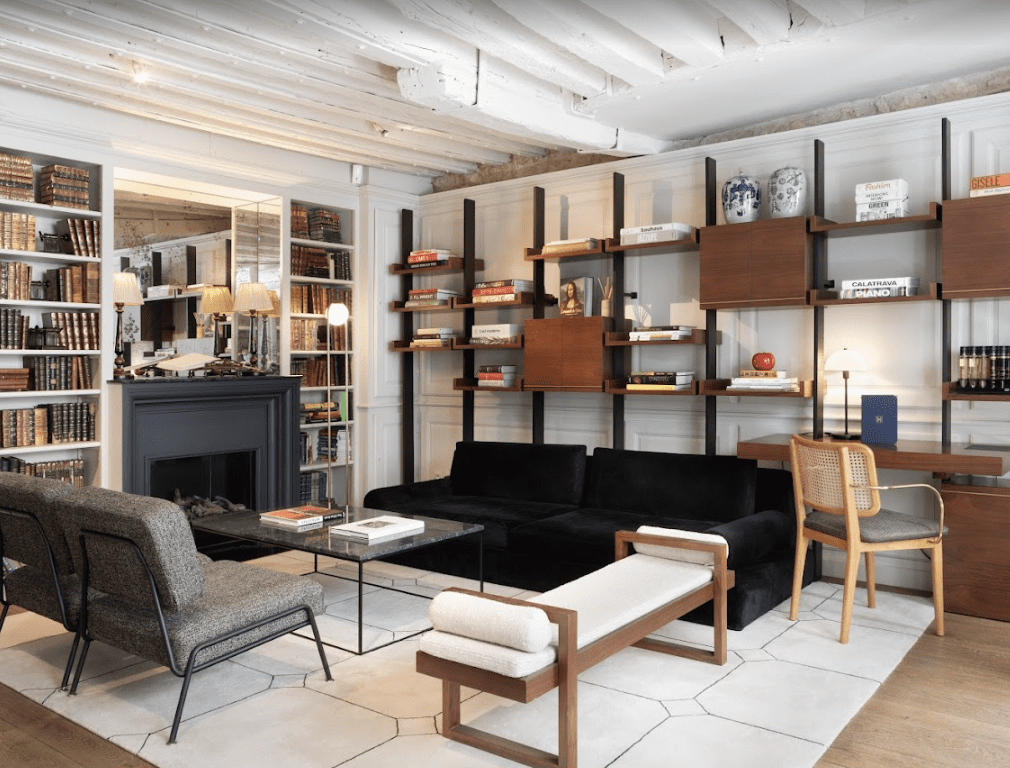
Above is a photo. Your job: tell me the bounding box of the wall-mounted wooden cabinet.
[942,195,1010,299]
[699,217,812,309]
[524,316,613,392]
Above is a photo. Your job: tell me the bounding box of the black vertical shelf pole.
[612,172,626,450]
[532,187,546,445]
[186,245,198,338]
[399,208,415,483]
[462,199,476,442]
[812,139,826,439]
[704,157,717,456]
[941,117,952,446]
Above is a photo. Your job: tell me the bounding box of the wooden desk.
[736,433,1010,476]
[737,433,1010,623]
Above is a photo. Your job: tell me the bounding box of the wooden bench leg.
[442,680,461,733]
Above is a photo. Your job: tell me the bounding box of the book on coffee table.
[329,515,424,544]
[260,506,326,529]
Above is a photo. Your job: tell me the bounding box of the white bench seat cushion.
[419,554,713,678]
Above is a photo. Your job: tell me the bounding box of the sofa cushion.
[449,441,587,505]
[509,508,714,567]
[402,496,579,550]
[584,448,758,523]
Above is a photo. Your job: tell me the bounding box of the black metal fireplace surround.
[117,376,300,559]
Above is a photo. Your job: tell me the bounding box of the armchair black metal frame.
[0,507,82,689]
[69,529,333,744]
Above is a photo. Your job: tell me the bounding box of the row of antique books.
[1,212,36,251]
[38,165,90,210]
[291,205,343,243]
[0,458,85,488]
[24,355,94,391]
[0,152,34,202]
[0,401,96,448]
[290,284,352,315]
[0,368,29,392]
[41,311,100,351]
[298,469,327,504]
[290,319,350,351]
[59,218,101,258]
[40,263,101,304]
[0,309,29,350]
[290,245,352,280]
[290,357,349,387]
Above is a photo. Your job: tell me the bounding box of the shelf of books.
[287,199,355,505]
[0,145,105,487]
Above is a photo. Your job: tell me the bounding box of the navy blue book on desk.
[861,395,897,445]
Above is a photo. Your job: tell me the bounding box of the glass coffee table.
[191,506,483,654]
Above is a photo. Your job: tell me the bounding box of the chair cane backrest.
[790,435,881,518]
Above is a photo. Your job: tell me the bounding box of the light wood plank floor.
[1,611,1007,767]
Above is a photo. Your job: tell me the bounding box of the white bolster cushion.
[633,526,729,566]
[429,591,553,653]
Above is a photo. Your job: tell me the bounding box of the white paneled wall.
[390,91,1010,591]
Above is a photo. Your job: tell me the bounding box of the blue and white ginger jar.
[722,174,761,223]
[768,166,807,218]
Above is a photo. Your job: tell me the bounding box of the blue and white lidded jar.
[768,166,807,219]
[722,174,761,223]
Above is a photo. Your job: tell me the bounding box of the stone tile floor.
[0,550,936,768]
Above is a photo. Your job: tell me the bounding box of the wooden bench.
[415,528,734,768]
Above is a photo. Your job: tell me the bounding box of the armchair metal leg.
[0,603,9,632]
[60,632,82,690]
[169,667,197,744]
[306,611,333,681]
[68,637,91,695]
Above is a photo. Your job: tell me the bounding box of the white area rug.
[0,551,936,768]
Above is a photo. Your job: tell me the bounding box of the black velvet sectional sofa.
[363,441,813,630]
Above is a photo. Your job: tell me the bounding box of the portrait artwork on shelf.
[558,276,593,318]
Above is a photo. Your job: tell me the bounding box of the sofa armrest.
[363,477,453,509]
[706,509,793,571]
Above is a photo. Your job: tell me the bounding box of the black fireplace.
[115,376,300,558]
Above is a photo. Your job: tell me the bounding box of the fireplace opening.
[150,450,283,562]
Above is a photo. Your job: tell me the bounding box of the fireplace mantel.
[113,376,300,511]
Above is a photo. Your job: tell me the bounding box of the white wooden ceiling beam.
[382,0,612,97]
[706,0,793,46]
[489,0,666,89]
[578,0,725,67]
[790,0,867,26]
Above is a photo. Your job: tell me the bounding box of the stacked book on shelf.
[619,222,692,246]
[626,371,693,391]
[471,278,533,303]
[40,263,101,303]
[308,209,341,243]
[1,213,36,251]
[404,287,458,308]
[300,394,351,423]
[41,311,100,350]
[477,365,518,388]
[0,457,85,488]
[726,370,799,392]
[290,244,330,277]
[406,249,454,268]
[0,309,28,350]
[839,276,919,300]
[298,469,327,504]
[58,219,101,258]
[970,172,1010,198]
[468,322,521,345]
[0,153,34,203]
[317,428,347,461]
[0,368,29,392]
[410,327,454,348]
[331,250,352,280]
[39,165,90,210]
[0,262,33,300]
[330,515,424,545]
[628,325,694,341]
[541,238,599,256]
[855,179,908,221]
[290,204,310,238]
[24,355,93,391]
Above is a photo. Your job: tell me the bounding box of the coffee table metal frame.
[191,507,484,655]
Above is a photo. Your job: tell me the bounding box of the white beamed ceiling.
[2,0,1008,179]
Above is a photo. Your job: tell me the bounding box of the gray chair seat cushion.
[805,509,946,543]
[86,560,325,670]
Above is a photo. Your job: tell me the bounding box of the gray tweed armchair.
[59,486,333,743]
[0,473,83,689]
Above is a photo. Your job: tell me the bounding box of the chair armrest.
[706,510,794,570]
[362,477,452,508]
[853,482,945,542]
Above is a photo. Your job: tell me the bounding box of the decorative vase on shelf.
[768,166,807,219]
[600,299,613,318]
[722,173,761,223]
